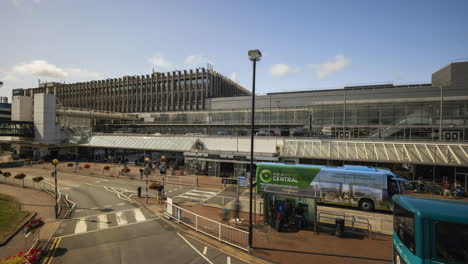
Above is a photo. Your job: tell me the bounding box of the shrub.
[122,167,131,173]
[67,163,74,167]
[83,164,90,169]
[3,172,11,177]
[24,218,44,234]
[37,160,44,164]
[14,173,26,180]
[103,165,111,170]
[32,176,44,182]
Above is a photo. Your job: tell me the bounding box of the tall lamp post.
[145,157,150,203]
[52,159,59,218]
[248,49,261,248]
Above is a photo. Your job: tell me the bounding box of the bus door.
[387,176,400,197]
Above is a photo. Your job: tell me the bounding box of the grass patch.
[0,193,30,241]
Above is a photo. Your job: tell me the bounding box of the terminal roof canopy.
[67,134,199,152]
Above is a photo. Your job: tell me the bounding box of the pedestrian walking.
[139,168,144,179]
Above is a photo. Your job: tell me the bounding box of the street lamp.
[248,49,261,248]
[144,157,150,203]
[52,159,59,218]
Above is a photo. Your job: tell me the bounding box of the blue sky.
[1,0,467,98]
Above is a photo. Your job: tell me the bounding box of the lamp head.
[145,157,151,162]
[52,159,59,165]
[248,50,262,61]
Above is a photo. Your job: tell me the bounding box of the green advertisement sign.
[256,164,321,193]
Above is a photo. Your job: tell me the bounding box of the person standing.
[443,181,451,197]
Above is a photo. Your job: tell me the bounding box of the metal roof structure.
[281,139,468,167]
[67,134,198,152]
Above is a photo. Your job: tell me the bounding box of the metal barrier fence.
[165,201,249,252]
[0,177,75,219]
[317,210,373,239]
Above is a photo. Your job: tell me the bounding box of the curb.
[0,212,37,247]
[136,199,272,264]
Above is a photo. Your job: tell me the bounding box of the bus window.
[394,203,416,254]
[434,221,468,263]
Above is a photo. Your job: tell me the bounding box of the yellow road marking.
[43,237,62,264]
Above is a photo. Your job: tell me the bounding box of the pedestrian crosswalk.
[70,208,153,235]
[174,189,218,202]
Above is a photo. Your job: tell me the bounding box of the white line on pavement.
[227,256,231,264]
[98,214,109,230]
[90,207,98,210]
[115,211,128,225]
[177,233,214,264]
[203,246,207,255]
[132,208,147,222]
[104,205,112,208]
[74,218,87,234]
[56,217,159,239]
[117,203,125,206]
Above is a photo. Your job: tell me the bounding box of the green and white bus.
[256,163,408,211]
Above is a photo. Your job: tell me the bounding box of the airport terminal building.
[3,62,468,189]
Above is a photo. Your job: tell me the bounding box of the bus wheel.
[359,199,374,211]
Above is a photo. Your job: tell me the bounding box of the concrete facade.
[11,96,33,122]
[13,68,250,113]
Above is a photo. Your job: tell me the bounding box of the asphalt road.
[32,171,246,264]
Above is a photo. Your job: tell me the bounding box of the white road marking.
[227,256,231,264]
[63,187,71,190]
[104,205,112,208]
[57,217,159,239]
[75,209,84,212]
[117,203,125,206]
[177,233,214,264]
[98,214,108,229]
[115,211,128,225]
[203,246,207,255]
[132,208,147,222]
[190,189,218,195]
[91,207,98,210]
[74,218,87,234]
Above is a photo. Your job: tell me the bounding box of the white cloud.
[311,54,351,80]
[270,64,301,77]
[11,0,40,8]
[148,54,177,70]
[66,68,102,81]
[183,55,213,68]
[12,60,68,79]
[229,72,238,82]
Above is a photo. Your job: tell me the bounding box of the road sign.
[222,179,238,185]
[238,176,246,187]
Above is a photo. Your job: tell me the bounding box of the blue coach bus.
[392,195,468,264]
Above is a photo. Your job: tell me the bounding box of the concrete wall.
[11,96,33,121]
[34,93,60,144]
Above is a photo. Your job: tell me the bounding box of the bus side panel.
[311,169,387,209]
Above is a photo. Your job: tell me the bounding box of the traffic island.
[0,193,33,246]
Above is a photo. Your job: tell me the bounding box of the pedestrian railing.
[0,177,75,219]
[165,201,249,252]
[317,210,373,239]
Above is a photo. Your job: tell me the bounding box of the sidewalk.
[145,198,393,264]
[0,184,60,259]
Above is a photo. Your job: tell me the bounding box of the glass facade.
[137,99,468,141]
